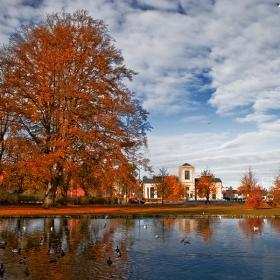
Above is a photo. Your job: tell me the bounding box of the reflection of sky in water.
[0,217,280,279]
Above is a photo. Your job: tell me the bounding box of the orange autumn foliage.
[164,175,186,199]
[245,186,264,210]
[267,172,280,208]
[156,175,185,201]
[196,169,215,203]
[237,167,258,197]
[0,10,152,207]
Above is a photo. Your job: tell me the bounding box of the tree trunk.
[42,180,57,209]
[205,196,211,204]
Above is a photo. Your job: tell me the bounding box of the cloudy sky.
[1,0,280,189]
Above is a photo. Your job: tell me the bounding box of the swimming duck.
[0,241,7,248]
[48,248,56,255]
[117,251,122,258]
[107,257,112,265]
[24,267,30,276]
[144,224,147,229]
[116,246,120,253]
[19,257,27,264]
[155,235,159,239]
[12,248,21,254]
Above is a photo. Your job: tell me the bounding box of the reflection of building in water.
[178,219,196,235]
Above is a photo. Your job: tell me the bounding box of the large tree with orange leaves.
[0,10,151,208]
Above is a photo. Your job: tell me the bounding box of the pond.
[0,216,280,279]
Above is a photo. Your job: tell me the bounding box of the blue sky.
[1,0,280,189]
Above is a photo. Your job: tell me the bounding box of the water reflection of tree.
[267,219,280,234]
[152,218,176,240]
[238,218,264,238]
[197,218,213,241]
[0,217,138,279]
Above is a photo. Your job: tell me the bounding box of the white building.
[142,163,223,201]
[178,163,195,199]
[142,176,161,200]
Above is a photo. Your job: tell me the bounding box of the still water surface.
[0,216,280,280]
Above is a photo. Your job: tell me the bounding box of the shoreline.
[0,203,280,218]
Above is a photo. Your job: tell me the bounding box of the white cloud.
[1,0,280,188]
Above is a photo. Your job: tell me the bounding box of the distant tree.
[245,186,264,210]
[226,186,234,199]
[166,175,186,200]
[0,10,152,208]
[196,169,215,204]
[112,163,137,202]
[155,175,185,202]
[155,167,169,205]
[267,171,280,208]
[237,167,258,197]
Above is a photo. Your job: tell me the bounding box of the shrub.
[105,197,118,204]
[0,192,19,205]
[54,195,118,205]
[55,196,75,206]
[88,196,106,204]
[18,194,44,204]
[78,196,89,205]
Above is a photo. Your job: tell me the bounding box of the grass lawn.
[1,203,280,218]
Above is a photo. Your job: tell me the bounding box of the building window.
[185,170,190,180]
[212,194,216,200]
[151,187,154,198]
